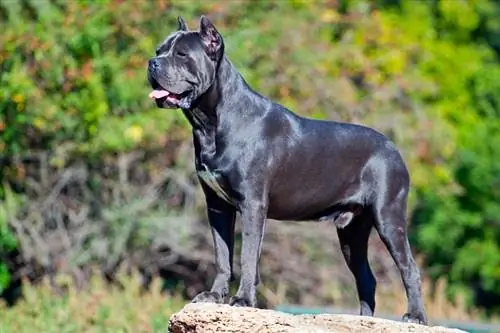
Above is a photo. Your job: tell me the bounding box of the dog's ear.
[177,16,189,31]
[199,15,223,61]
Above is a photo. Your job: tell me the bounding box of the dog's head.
[147,16,224,109]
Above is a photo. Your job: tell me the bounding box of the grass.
[1,267,498,333]
[376,276,485,322]
[0,271,186,333]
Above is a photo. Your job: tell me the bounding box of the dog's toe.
[402,313,427,325]
[229,296,254,307]
[191,291,223,304]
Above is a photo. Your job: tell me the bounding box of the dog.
[147,15,428,325]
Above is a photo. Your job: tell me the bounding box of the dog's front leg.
[229,199,267,307]
[192,191,236,304]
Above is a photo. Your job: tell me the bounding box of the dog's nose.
[148,58,160,70]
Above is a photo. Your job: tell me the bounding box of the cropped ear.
[199,15,224,61]
[177,16,189,31]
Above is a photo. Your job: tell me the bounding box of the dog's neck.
[183,56,259,130]
[183,55,264,167]
[201,57,243,112]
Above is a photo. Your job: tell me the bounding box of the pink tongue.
[149,90,170,99]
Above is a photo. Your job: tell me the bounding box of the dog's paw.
[229,295,255,307]
[402,312,427,325]
[359,301,374,317]
[191,291,223,304]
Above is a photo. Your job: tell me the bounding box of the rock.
[168,303,468,333]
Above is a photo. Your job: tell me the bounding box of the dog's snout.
[148,58,160,70]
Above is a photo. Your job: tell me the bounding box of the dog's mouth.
[149,89,182,105]
[148,78,192,109]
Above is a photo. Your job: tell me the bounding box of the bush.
[0,270,185,333]
[1,0,500,315]
[0,186,21,294]
[412,96,500,312]
[0,0,192,159]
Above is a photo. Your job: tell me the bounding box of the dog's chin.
[155,96,180,109]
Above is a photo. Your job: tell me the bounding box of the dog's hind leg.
[337,210,376,316]
[373,188,427,325]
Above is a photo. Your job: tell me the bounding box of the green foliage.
[0,0,190,159]
[1,0,500,314]
[0,186,21,294]
[413,98,500,309]
[391,0,500,311]
[0,271,185,333]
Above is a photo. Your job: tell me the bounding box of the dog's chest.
[197,163,236,206]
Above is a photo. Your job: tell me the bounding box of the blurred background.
[1,0,500,331]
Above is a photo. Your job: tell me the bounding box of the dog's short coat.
[147,16,427,324]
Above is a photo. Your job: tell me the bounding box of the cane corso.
[147,15,427,324]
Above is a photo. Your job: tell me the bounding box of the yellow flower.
[34,118,45,130]
[12,94,24,104]
[321,9,339,24]
[126,125,143,142]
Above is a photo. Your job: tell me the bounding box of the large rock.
[168,303,467,333]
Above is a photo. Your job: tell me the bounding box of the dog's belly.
[266,181,364,221]
[268,199,346,221]
[265,151,369,221]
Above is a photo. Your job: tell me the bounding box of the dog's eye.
[176,51,187,58]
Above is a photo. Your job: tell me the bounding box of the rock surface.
[168,303,467,333]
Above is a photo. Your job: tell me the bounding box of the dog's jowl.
[147,16,428,325]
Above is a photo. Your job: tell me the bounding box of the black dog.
[147,16,427,325]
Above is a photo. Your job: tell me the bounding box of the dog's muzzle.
[147,59,193,109]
